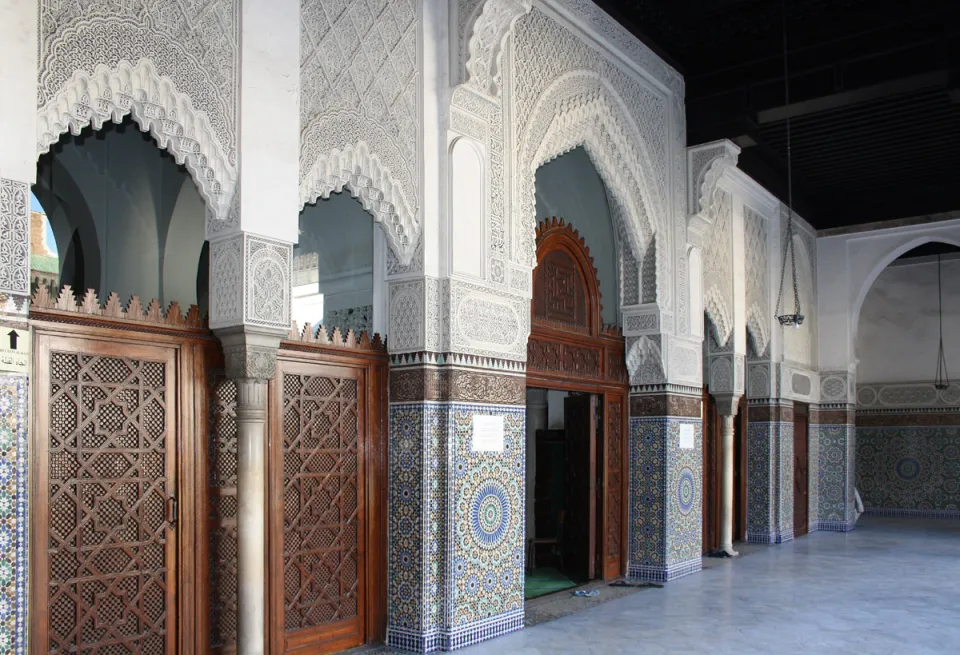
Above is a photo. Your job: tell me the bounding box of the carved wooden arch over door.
[527,218,628,581]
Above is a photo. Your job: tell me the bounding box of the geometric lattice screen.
[45,352,175,654]
[208,374,239,651]
[281,373,363,635]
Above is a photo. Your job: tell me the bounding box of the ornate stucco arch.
[746,303,770,357]
[519,72,663,286]
[36,59,237,234]
[299,122,420,268]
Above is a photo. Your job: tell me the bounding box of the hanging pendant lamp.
[934,254,950,390]
[774,0,804,328]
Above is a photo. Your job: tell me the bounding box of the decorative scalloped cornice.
[299,141,419,268]
[31,284,206,329]
[464,0,533,97]
[36,59,236,230]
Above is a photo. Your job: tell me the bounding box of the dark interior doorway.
[794,402,810,537]
[527,391,600,597]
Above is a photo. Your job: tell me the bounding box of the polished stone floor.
[461,517,960,654]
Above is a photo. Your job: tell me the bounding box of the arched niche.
[294,192,385,337]
[856,241,960,384]
[534,146,619,325]
[35,119,208,308]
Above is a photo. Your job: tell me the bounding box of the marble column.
[714,395,741,556]
[235,378,268,655]
[215,326,285,655]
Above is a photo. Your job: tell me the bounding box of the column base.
[628,557,702,583]
[775,528,794,544]
[387,609,524,653]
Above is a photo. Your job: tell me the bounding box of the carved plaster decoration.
[687,141,740,221]
[820,371,856,405]
[669,337,702,384]
[209,233,292,331]
[299,0,421,267]
[462,0,533,97]
[0,179,30,296]
[38,1,238,159]
[778,363,820,403]
[709,355,734,394]
[388,279,425,353]
[511,7,675,312]
[857,382,960,409]
[626,335,666,386]
[748,362,772,398]
[746,302,769,359]
[744,205,770,355]
[451,280,528,360]
[703,287,733,350]
[217,326,285,381]
[300,141,419,266]
[37,60,238,231]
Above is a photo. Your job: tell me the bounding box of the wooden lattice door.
[271,359,368,655]
[33,336,179,654]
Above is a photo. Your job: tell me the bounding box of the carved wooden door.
[33,336,179,655]
[702,388,721,554]
[794,404,810,537]
[563,394,596,581]
[600,393,625,580]
[272,360,367,655]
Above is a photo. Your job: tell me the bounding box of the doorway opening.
[525,389,603,598]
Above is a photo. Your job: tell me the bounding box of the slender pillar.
[720,413,739,556]
[236,378,267,655]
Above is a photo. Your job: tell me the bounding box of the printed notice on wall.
[0,324,29,374]
[472,415,505,453]
[679,424,695,450]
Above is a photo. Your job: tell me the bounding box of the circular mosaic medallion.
[677,468,696,514]
[471,481,511,549]
[895,457,921,481]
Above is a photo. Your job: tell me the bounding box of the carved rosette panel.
[208,374,238,651]
[533,249,587,329]
[281,373,362,631]
[45,352,173,653]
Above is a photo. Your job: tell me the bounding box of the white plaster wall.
[535,147,619,325]
[817,215,960,373]
[858,257,960,384]
[49,124,205,305]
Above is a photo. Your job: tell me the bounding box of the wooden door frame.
[267,341,388,654]
[30,312,216,655]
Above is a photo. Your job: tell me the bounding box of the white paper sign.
[472,415,505,453]
[679,424,695,450]
[0,324,29,374]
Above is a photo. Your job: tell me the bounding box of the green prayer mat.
[524,567,577,599]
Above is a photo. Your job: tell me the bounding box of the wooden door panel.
[601,394,625,580]
[34,336,178,655]
[273,362,366,655]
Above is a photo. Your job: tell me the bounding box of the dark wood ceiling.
[595,0,960,230]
